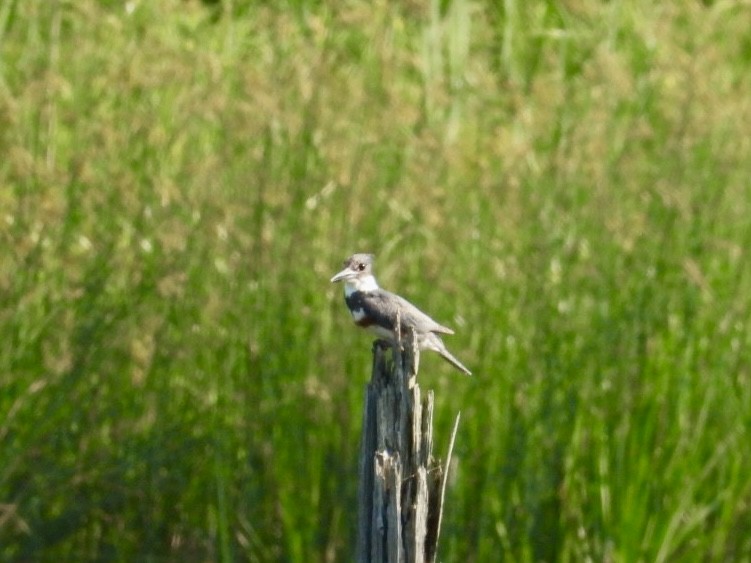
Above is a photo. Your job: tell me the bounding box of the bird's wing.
[372,290,455,335]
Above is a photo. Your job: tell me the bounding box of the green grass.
[2,0,751,560]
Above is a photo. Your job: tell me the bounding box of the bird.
[330,253,472,376]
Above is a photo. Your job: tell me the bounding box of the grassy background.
[2,0,751,560]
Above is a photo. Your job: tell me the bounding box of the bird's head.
[330,253,378,291]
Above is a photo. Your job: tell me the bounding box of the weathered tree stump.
[357,331,460,563]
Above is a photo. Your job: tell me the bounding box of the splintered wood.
[356,333,460,563]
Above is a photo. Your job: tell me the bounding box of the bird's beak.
[330,268,353,283]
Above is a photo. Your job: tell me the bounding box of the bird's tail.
[438,348,472,376]
[424,333,472,376]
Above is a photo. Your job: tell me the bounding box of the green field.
[2,0,751,560]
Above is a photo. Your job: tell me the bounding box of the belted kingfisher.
[330,253,472,376]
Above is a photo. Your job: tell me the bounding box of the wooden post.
[357,330,460,563]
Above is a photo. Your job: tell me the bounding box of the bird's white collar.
[344,275,379,296]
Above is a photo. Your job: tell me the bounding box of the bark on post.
[357,330,460,563]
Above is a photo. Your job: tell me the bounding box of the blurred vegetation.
[1,0,751,560]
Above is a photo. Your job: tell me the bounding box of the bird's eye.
[357,263,365,271]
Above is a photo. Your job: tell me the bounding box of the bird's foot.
[373,339,392,351]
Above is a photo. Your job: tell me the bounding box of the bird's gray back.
[355,289,454,335]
